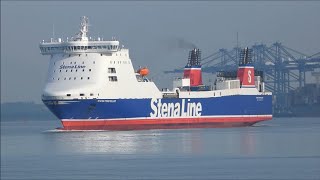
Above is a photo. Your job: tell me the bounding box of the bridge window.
[67,94,71,97]
[80,93,85,96]
[89,69,91,72]
[87,77,90,80]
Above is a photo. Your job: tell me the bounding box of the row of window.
[53,60,129,66]
[41,45,119,53]
[109,76,118,82]
[52,76,118,82]
[67,93,95,97]
[53,77,90,80]
[108,68,116,73]
[54,69,91,73]
[54,61,94,65]
[109,60,129,64]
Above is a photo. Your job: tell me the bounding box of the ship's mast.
[75,16,89,41]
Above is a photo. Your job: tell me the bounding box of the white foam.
[43,129,109,133]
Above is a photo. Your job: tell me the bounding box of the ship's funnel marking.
[183,48,203,86]
[237,48,255,87]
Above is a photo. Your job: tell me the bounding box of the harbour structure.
[166,43,320,115]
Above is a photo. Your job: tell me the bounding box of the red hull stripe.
[61,116,272,130]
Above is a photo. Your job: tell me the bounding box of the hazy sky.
[1,1,320,103]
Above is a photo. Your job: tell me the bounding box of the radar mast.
[75,16,89,41]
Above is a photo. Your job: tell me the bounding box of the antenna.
[52,24,55,39]
[236,32,239,63]
[76,16,89,41]
[236,32,239,48]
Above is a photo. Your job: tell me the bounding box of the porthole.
[87,77,90,80]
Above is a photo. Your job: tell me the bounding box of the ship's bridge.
[39,16,120,55]
[40,39,120,55]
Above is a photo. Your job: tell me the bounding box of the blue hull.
[43,95,272,120]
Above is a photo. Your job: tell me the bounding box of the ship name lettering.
[150,98,202,118]
[59,65,86,69]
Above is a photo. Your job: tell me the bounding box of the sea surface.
[1,117,320,180]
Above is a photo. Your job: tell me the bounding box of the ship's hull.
[43,95,272,130]
[60,116,271,130]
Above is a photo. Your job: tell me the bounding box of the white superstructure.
[40,16,162,100]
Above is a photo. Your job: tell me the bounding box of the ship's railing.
[39,40,120,55]
[42,95,65,100]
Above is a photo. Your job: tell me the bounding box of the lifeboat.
[137,67,149,77]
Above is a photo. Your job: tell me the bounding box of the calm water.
[1,117,320,180]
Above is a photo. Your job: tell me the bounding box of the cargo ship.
[40,16,272,130]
